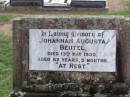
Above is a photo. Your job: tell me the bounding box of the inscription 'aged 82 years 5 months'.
[29,29,116,72]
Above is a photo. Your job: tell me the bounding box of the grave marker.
[11,15,130,97]
[10,0,107,8]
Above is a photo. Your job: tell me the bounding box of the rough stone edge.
[13,15,125,21]
[8,91,130,97]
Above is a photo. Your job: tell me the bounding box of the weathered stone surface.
[13,16,130,96]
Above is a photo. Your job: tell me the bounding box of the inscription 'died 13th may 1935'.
[29,29,116,72]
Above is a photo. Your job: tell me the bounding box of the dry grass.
[108,0,128,12]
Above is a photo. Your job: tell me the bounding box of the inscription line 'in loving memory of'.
[29,29,116,72]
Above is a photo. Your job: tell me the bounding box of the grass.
[0,2,130,20]
[0,15,14,22]
[0,34,13,97]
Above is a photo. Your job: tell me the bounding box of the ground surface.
[108,0,128,12]
[0,34,12,97]
[0,0,130,97]
[0,15,14,97]
[0,23,12,36]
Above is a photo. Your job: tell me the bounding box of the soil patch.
[108,0,128,12]
[0,23,12,36]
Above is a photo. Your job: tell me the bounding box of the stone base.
[10,92,58,97]
[9,91,130,97]
[41,7,108,11]
[9,91,91,97]
[9,82,130,97]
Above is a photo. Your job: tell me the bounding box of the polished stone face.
[10,0,43,6]
[44,0,71,7]
[71,0,106,8]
